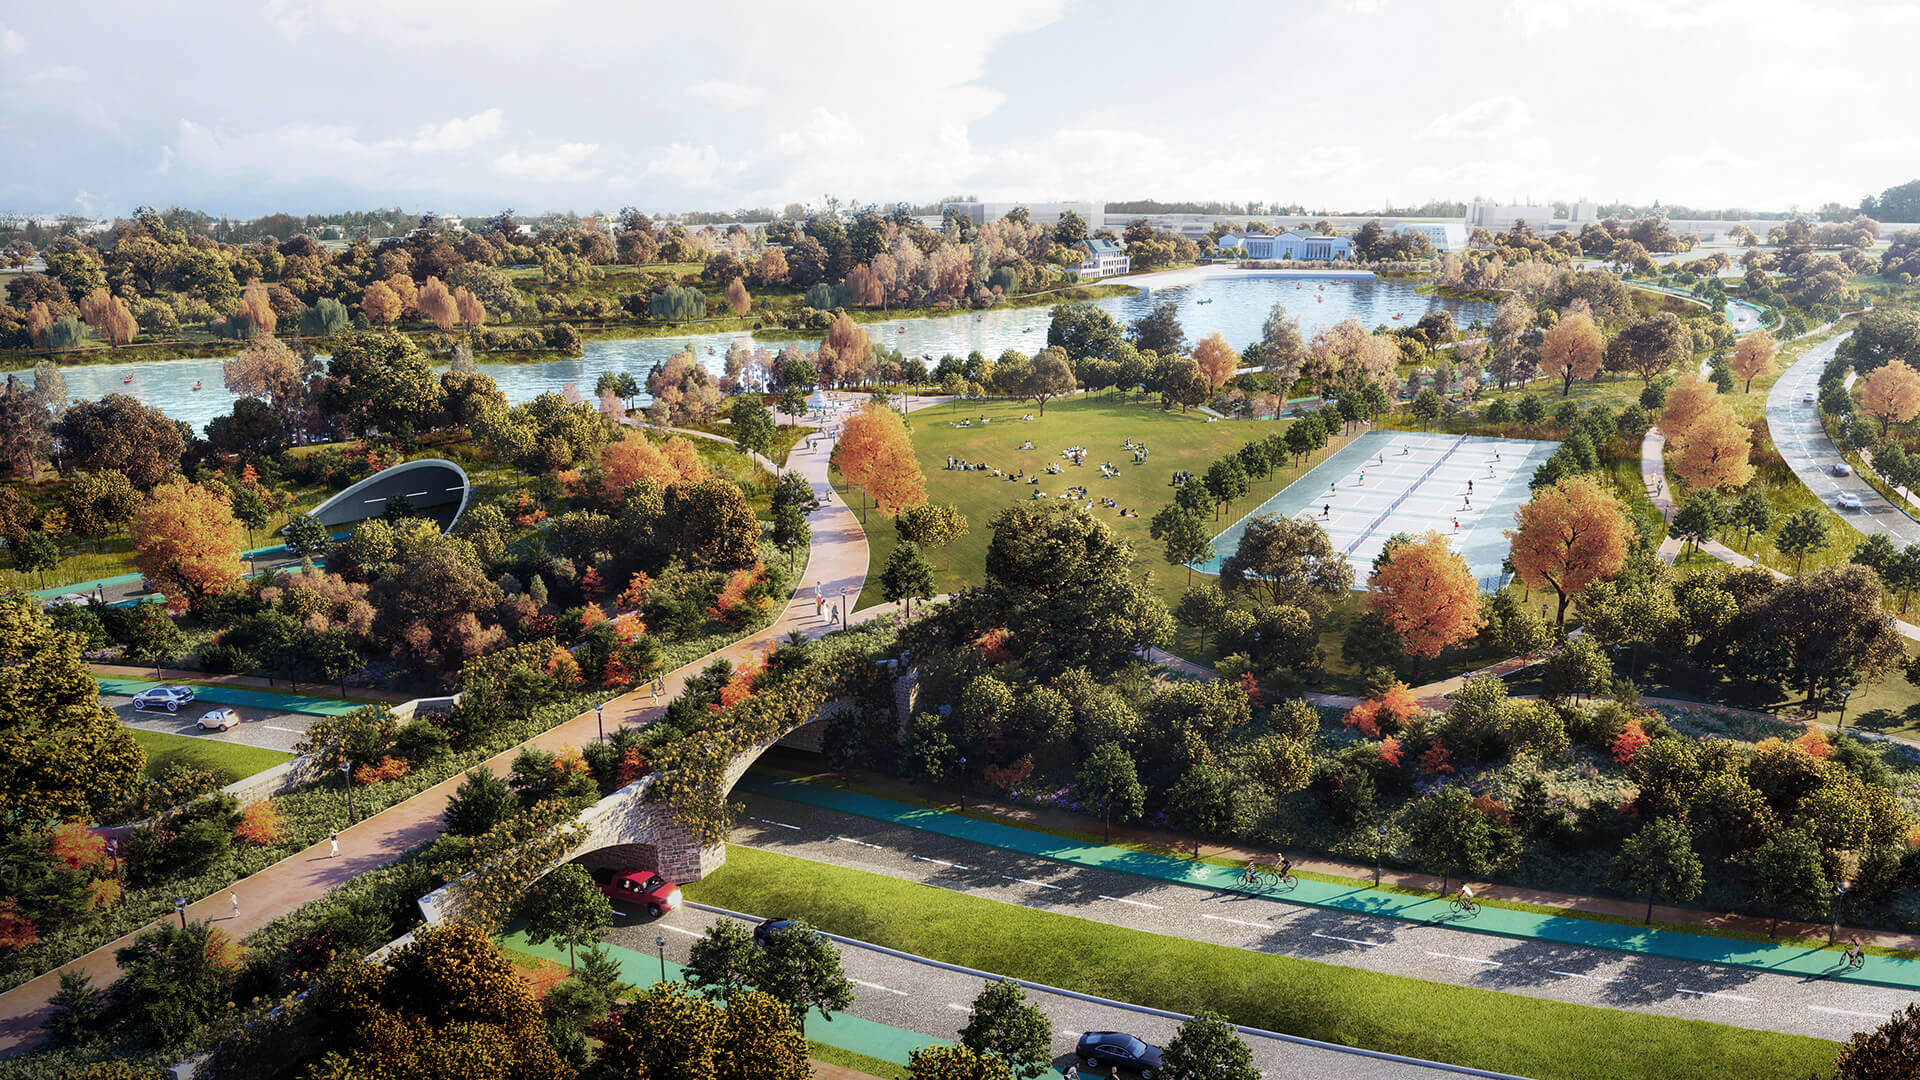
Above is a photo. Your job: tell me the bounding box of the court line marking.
[832,835,885,849]
[263,724,304,733]
[659,924,702,937]
[913,855,974,870]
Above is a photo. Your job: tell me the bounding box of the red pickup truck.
[588,866,682,917]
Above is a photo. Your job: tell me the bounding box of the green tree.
[959,979,1052,1080]
[719,987,811,1080]
[881,540,937,616]
[320,330,448,440]
[730,395,777,464]
[517,863,615,969]
[282,512,332,557]
[1614,817,1705,924]
[43,969,107,1048]
[13,531,58,584]
[1775,508,1831,574]
[1726,490,1773,550]
[294,703,398,774]
[769,470,819,571]
[1411,388,1442,429]
[1173,582,1230,650]
[1538,634,1614,703]
[1405,784,1516,895]
[111,921,241,1046]
[754,919,855,1035]
[595,980,725,1080]
[1753,565,1904,709]
[1202,457,1251,520]
[685,919,759,1000]
[1070,742,1145,843]
[667,478,759,569]
[1833,1002,1920,1080]
[896,502,967,570]
[1149,504,1214,587]
[1165,763,1236,840]
[1742,828,1830,936]
[444,767,516,836]
[1160,1009,1259,1080]
[118,601,186,668]
[1671,491,1723,560]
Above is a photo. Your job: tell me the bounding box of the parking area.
[106,694,319,754]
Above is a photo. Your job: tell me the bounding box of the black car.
[1077,1031,1162,1077]
[752,918,797,947]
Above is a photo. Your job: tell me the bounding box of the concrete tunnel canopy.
[303,458,471,532]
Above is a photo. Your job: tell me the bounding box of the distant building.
[1392,222,1469,252]
[1215,230,1353,261]
[1077,238,1130,278]
[942,201,1104,234]
[1464,202,1558,233]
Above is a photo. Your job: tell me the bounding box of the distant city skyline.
[2,0,1916,218]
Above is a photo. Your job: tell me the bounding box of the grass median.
[685,845,1836,1080]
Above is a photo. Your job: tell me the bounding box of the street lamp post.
[173,896,188,930]
[958,755,968,811]
[1831,881,1851,944]
[596,703,605,743]
[1374,824,1387,887]
[340,763,354,823]
[655,935,668,983]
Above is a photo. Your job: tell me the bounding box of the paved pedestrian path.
[740,774,1920,991]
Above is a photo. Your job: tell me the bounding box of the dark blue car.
[1077,1031,1162,1077]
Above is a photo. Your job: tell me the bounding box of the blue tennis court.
[1193,430,1560,589]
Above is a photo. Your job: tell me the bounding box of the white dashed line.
[946,1002,970,1012]
[1810,1006,1887,1019]
[1311,931,1384,948]
[1425,951,1502,966]
[1675,988,1756,1002]
[912,855,974,870]
[833,835,885,849]
[852,979,909,997]
[751,817,801,831]
[1100,896,1162,909]
[658,924,702,937]
[263,724,304,733]
[1201,914,1268,929]
[1548,970,1622,983]
[1062,1031,1083,1038]
[1001,875,1062,891]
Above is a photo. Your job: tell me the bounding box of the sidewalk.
[744,766,1920,977]
[0,413,879,1056]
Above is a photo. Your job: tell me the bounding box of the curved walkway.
[0,396,951,1055]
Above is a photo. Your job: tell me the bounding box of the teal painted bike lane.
[95,676,369,717]
[741,774,1919,992]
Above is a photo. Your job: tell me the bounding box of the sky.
[2,0,1917,220]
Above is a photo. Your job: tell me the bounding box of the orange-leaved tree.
[1539,309,1605,397]
[726,276,751,316]
[454,285,487,328]
[1657,373,1719,444]
[1859,360,1920,436]
[1671,399,1754,492]
[596,430,708,503]
[1365,530,1487,678]
[1342,680,1423,737]
[361,280,400,325]
[1729,329,1776,393]
[832,401,924,519]
[132,480,248,603]
[417,275,458,330]
[1506,474,1632,626]
[1193,332,1240,392]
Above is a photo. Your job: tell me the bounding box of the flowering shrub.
[509,490,546,527]
[50,823,107,871]
[0,900,39,950]
[1343,682,1421,738]
[544,646,583,687]
[1471,794,1513,826]
[1793,726,1832,759]
[234,801,285,846]
[718,657,764,709]
[87,878,123,910]
[1419,741,1454,775]
[1237,671,1266,707]
[707,562,769,624]
[578,602,608,629]
[617,571,655,611]
[353,756,411,786]
[974,627,1014,664]
[983,755,1035,791]
[1378,737,1403,767]
[1610,719,1651,766]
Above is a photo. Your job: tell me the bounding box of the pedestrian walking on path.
[230,892,239,917]
[328,832,339,858]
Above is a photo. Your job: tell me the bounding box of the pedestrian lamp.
[1838,689,1853,733]
[340,762,355,822]
[1374,824,1388,887]
[655,935,668,983]
[958,755,969,811]
[595,703,605,743]
[1832,881,1851,944]
[173,896,189,930]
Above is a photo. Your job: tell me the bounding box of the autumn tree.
[596,431,708,502]
[1671,401,1754,492]
[132,480,249,603]
[832,401,925,518]
[224,334,317,433]
[1193,332,1240,392]
[1859,360,1920,435]
[1729,330,1777,393]
[1539,310,1604,397]
[1658,374,1719,443]
[417,275,458,330]
[0,591,145,826]
[726,276,751,316]
[1507,475,1633,625]
[77,288,137,346]
[234,281,277,338]
[820,312,873,386]
[454,285,487,328]
[1366,531,1487,679]
[361,280,401,324]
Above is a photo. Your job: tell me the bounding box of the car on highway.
[130,686,197,712]
[587,866,681,916]
[196,708,240,732]
[1804,391,1817,404]
[1837,492,1864,510]
[1832,463,1853,476]
[1077,1032,1163,1077]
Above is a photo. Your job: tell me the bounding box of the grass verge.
[809,1044,909,1080]
[128,728,291,784]
[686,845,1837,1080]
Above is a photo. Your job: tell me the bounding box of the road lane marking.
[946,1002,970,1012]
[852,979,909,997]
[263,725,304,733]
[1425,951,1501,966]
[1311,931,1383,948]
[1062,1031,1082,1038]
[1202,914,1268,929]
[832,835,885,849]
[912,855,974,870]
[751,817,801,831]
[1675,988,1755,1001]
[1100,896,1162,909]
[1810,1006,1887,1019]
[1548,970,1622,983]
[658,924,702,937]
[1001,875,1062,891]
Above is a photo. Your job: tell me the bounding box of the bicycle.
[1449,891,1481,917]
[1847,950,1866,971]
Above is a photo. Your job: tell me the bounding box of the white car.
[1832,463,1853,477]
[1837,492,1863,511]
[195,708,240,732]
[46,593,94,608]
[1803,391,1817,404]
[130,686,196,712]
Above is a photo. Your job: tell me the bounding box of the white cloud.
[1341,0,1386,13]
[26,65,89,83]
[685,80,763,110]
[646,144,739,188]
[1418,96,1533,139]
[775,109,861,154]
[0,22,24,54]
[409,108,503,152]
[1505,0,1571,35]
[155,145,174,175]
[491,142,601,181]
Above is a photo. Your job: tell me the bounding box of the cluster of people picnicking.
[945,438,1144,517]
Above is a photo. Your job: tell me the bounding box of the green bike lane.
[739,774,1917,992]
[94,676,368,716]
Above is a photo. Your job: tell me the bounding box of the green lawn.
[686,845,1837,1080]
[128,728,292,785]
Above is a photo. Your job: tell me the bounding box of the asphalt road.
[606,904,1480,1080]
[1764,331,1920,545]
[730,791,1910,1043]
[106,694,317,753]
